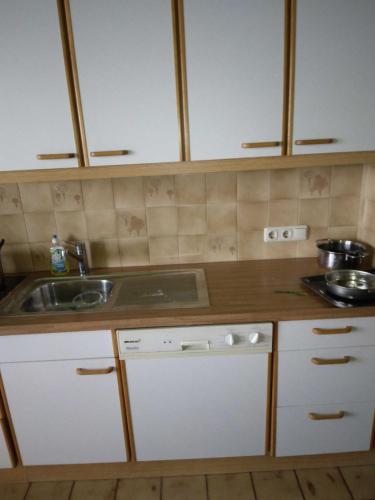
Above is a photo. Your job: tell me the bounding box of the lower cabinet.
[0,331,127,466]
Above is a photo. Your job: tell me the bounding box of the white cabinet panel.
[70,0,180,165]
[293,0,375,154]
[278,346,375,406]
[184,0,284,160]
[0,358,126,465]
[276,402,374,457]
[0,0,77,170]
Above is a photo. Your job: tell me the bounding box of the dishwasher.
[117,323,273,461]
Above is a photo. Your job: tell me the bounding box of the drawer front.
[278,317,375,351]
[0,330,114,362]
[278,347,375,406]
[276,402,375,457]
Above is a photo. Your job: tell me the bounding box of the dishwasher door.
[124,352,269,461]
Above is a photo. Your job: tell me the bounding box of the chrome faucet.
[65,241,89,277]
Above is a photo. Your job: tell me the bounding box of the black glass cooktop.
[302,271,375,308]
[0,275,26,301]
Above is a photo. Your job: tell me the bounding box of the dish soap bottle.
[50,234,69,275]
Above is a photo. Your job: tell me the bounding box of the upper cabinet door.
[69,0,180,166]
[184,0,285,161]
[292,0,375,154]
[0,1,78,171]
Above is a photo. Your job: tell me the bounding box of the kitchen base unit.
[117,323,273,461]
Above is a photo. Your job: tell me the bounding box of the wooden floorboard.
[296,467,353,500]
[207,473,255,500]
[116,477,161,500]
[162,475,207,500]
[69,479,118,500]
[252,470,304,500]
[340,465,375,500]
[0,482,29,500]
[25,480,73,500]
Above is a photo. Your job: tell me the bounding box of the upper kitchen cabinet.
[291,0,375,154]
[0,0,79,171]
[183,0,285,161]
[68,0,180,166]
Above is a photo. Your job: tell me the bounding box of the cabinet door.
[292,0,375,154]
[69,0,180,165]
[0,358,127,465]
[184,0,285,160]
[0,0,78,171]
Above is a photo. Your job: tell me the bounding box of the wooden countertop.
[1,258,375,335]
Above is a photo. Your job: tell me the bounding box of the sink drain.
[72,290,104,309]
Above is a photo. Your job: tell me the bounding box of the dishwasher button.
[249,332,261,344]
[225,333,236,346]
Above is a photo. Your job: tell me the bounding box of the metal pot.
[325,269,375,301]
[316,239,369,269]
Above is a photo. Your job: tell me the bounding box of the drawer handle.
[241,141,281,149]
[90,150,129,157]
[309,411,345,421]
[76,367,114,376]
[312,326,352,335]
[37,153,76,160]
[294,138,335,146]
[311,356,351,365]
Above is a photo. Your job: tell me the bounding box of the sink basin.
[0,268,209,316]
[21,279,113,313]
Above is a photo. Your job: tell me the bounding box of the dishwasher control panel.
[117,323,273,357]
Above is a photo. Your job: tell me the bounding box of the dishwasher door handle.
[180,340,210,351]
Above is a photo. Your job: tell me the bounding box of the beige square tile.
[269,199,298,226]
[175,174,205,205]
[206,172,236,204]
[118,237,149,266]
[86,210,117,239]
[24,212,57,243]
[207,204,236,234]
[1,243,33,273]
[237,202,268,231]
[328,226,358,240]
[178,205,206,235]
[29,242,52,272]
[82,179,114,210]
[89,239,121,269]
[147,207,177,237]
[55,211,87,241]
[0,214,27,243]
[362,199,375,230]
[300,167,331,199]
[297,228,328,258]
[330,196,360,226]
[51,181,83,211]
[238,231,267,260]
[149,236,178,264]
[178,235,207,263]
[270,169,299,199]
[331,165,363,197]
[0,184,22,214]
[237,170,269,202]
[144,176,175,207]
[264,241,298,259]
[299,198,330,227]
[117,209,147,238]
[364,165,375,201]
[113,177,145,208]
[207,234,237,262]
[19,182,53,212]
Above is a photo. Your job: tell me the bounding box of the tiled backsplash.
[358,165,375,263]
[0,164,364,273]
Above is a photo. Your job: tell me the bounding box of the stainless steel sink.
[0,269,209,316]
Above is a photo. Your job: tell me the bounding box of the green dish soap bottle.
[50,234,69,275]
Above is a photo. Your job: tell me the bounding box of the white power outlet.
[264,225,308,242]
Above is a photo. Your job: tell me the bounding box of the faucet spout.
[65,241,89,277]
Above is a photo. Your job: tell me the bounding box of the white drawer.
[0,330,114,362]
[277,346,375,406]
[275,402,374,457]
[278,317,375,351]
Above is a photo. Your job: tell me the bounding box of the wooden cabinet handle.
[311,356,351,365]
[90,150,129,157]
[309,411,345,421]
[37,153,76,160]
[312,326,352,335]
[241,141,281,149]
[294,138,335,146]
[76,367,114,376]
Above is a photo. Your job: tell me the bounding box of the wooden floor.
[0,465,374,500]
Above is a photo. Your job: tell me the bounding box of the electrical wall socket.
[264,225,308,242]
